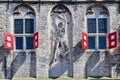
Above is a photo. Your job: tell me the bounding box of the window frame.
[13,16,35,51]
[86,16,109,51]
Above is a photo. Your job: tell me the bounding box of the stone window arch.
[86,3,109,50]
[13,3,35,17]
[13,3,36,50]
[86,3,109,16]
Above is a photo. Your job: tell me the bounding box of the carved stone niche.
[86,3,109,16]
[49,4,72,63]
[13,3,35,16]
[49,4,73,78]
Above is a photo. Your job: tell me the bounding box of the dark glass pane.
[26,37,34,49]
[87,19,96,33]
[14,19,23,34]
[98,18,107,33]
[88,36,95,49]
[25,19,34,33]
[15,37,23,49]
[99,36,106,49]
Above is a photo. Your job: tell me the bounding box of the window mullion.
[96,18,99,50]
[23,19,26,50]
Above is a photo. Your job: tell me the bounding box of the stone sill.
[12,50,35,53]
[86,50,109,53]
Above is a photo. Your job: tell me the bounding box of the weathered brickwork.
[0,1,120,79]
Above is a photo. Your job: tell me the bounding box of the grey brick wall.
[0,2,120,79]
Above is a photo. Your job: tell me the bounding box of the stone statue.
[50,13,70,64]
[49,4,73,78]
[53,20,69,62]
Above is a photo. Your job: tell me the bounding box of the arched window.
[86,3,109,50]
[13,3,35,50]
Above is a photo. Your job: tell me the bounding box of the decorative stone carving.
[86,3,109,16]
[49,4,72,77]
[13,3,35,16]
[50,4,72,63]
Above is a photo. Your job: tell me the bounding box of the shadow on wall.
[6,52,26,79]
[110,29,120,78]
[110,31,120,78]
[0,45,37,79]
[85,51,110,78]
[86,52,100,78]
[73,40,85,61]
[30,52,36,78]
[49,40,85,78]
[6,52,36,79]
[0,45,10,78]
[50,40,111,78]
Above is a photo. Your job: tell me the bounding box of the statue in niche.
[50,13,70,64]
[49,4,73,78]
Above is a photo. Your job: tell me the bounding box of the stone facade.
[0,1,120,79]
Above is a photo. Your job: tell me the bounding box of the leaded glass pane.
[26,37,34,49]
[99,36,106,49]
[25,19,34,33]
[87,19,96,33]
[14,19,23,34]
[88,36,96,49]
[15,37,23,49]
[98,18,107,33]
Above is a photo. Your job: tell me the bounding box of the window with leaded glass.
[87,18,108,50]
[86,3,109,50]
[14,18,34,50]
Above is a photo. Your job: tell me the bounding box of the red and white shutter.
[82,32,88,49]
[4,32,14,50]
[108,32,118,49]
[34,32,39,49]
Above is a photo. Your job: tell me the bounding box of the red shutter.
[108,32,118,49]
[82,32,88,49]
[34,32,39,49]
[4,32,14,50]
